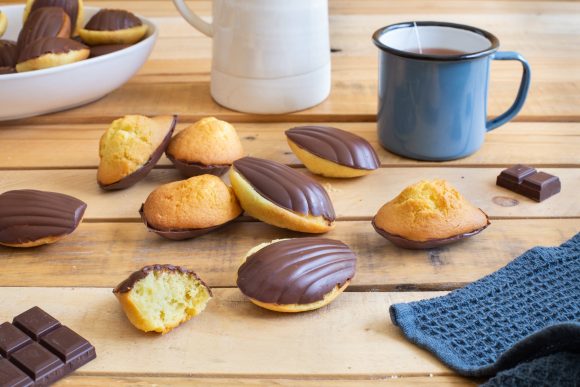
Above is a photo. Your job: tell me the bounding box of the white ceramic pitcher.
[172,0,331,114]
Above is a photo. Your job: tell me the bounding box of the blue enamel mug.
[372,22,531,161]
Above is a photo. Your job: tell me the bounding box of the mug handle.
[486,51,531,131]
[172,0,213,37]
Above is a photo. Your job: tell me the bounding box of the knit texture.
[481,352,580,387]
[390,233,580,377]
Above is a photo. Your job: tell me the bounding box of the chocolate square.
[0,323,31,358]
[499,164,537,184]
[0,358,33,387]
[10,342,64,381]
[13,307,60,340]
[521,172,561,202]
[40,326,95,363]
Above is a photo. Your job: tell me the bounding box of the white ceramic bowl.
[0,5,158,121]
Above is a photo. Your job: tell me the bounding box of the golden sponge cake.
[372,179,489,249]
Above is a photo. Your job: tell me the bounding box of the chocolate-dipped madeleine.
[286,126,380,178]
[97,115,176,190]
[17,7,71,53]
[88,43,129,58]
[0,40,17,74]
[140,175,242,240]
[0,189,87,248]
[24,0,83,35]
[230,157,336,233]
[372,180,490,249]
[113,264,212,334]
[0,11,7,38]
[166,117,244,178]
[79,9,147,46]
[237,238,357,312]
[16,37,89,72]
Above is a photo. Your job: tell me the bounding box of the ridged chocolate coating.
[233,157,336,221]
[113,264,212,296]
[0,190,87,245]
[286,126,380,170]
[30,0,79,27]
[89,43,130,58]
[17,7,71,53]
[85,9,142,31]
[166,153,230,178]
[18,36,87,62]
[0,40,17,68]
[237,238,356,304]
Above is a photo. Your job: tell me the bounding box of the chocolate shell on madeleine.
[0,189,87,248]
[0,40,17,74]
[16,36,89,72]
[237,238,357,312]
[88,43,130,58]
[24,0,83,35]
[230,157,336,233]
[286,126,380,178]
[372,179,490,250]
[97,115,176,190]
[140,175,242,240]
[79,9,147,46]
[166,117,244,178]
[17,7,71,53]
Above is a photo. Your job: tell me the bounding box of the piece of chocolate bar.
[496,164,561,202]
[0,307,96,386]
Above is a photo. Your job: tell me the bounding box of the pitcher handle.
[172,0,213,37]
[486,51,531,131]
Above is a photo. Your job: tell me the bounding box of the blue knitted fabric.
[390,233,580,377]
[481,352,580,387]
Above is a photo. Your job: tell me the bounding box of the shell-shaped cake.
[286,125,380,178]
[230,156,336,233]
[237,238,357,312]
[97,115,176,190]
[80,9,148,46]
[0,189,87,247]
[113,264,212,334]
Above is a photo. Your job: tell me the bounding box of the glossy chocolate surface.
[0,40,17,68]
[30,0,80,27]
[286,126,380,170]
[0,189,86,245]
[166,153,230,177]
[99,115,176,191]
[89,43,130,58]
[233,157,336,221]
[17,7,71,53]
[17,37,87,63]
[0,307,95,386]
[497,165,561,202]
[237,238,356,305]
[371,216,490,250]
[85,9,142,31]
[138,204,237,241]
[113,264,212,296]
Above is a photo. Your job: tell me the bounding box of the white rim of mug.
[372,21,500,61]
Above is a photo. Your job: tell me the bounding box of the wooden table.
[1,0,579,386]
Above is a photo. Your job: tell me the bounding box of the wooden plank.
[55,375,477,386]
[0,219,577,289]
[0,168,577,220]
[0,122,579,169]
[0,288,452,376]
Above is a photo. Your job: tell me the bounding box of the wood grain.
[0,122,578,169]
[55,375,478,386]
[0,168,577,220]
[0,219,577,289]
[0,288,452,376]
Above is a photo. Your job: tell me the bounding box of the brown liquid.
[408,47,467,56]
